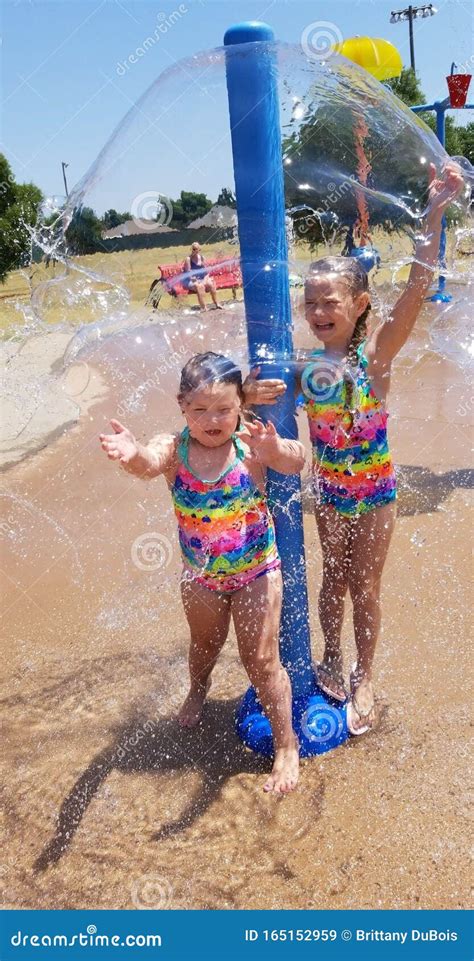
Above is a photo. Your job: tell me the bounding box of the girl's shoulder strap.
[177,426,190,466]
[177,426,245,482]
[356,338,368,367]
[231,429,247,463]
[300,348,324,377]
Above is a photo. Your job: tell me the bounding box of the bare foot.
[178,680,211,728]
[347,667,376,735]
[263,737,299,794]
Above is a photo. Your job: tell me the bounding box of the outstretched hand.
[426,160,464,217]
[240,418,281,460]
[242,366,287,406]
[99,418,139,465]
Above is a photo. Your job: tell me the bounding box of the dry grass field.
[1,227,466,335]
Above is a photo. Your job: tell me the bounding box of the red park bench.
[146,258,242,309]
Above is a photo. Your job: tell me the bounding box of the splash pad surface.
[1,299,472,908]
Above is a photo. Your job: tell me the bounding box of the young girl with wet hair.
[246,161,463,735]
[99,351,305,794]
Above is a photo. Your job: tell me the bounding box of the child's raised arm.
[242,420,305,474]
[370,161,464,368]
[99,419,177,479]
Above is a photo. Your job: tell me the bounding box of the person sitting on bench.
[183,243,223,310]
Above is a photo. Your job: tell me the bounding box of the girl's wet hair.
[306,256,372,411]
[178,351,244,403]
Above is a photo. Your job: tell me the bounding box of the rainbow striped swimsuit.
[171,427,281,593]
[302,342,397,517]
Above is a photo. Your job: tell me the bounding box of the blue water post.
[412,99,453,302]
[432,103,451,302]
[224,21,349,757]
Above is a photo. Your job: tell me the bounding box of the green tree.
[216,187,236,208]
[421,114,464,156]
[170,190,212,228]
[65,206,103,255]
[0,154,43,282]
[285,68,472,249]
[457,122,474,164]
[387,68,426,107]
[388,68,471,158]
[284,98,431,248]
[101,208,132,229]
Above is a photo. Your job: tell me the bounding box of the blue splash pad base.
[236,679,350,758]
[429,291,453,302]
[349,245,381,272]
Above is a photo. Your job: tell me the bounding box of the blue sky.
[2,0,473,212]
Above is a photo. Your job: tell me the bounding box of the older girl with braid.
[245,161,463,735]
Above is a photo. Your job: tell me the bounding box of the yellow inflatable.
[333,36,403,81]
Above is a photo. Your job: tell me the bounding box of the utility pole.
[390,4,438,73]
[61,161,69,197]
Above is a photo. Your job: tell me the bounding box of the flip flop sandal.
[347,662,375,736]
[346,698,375,736]
[316,660,348,703]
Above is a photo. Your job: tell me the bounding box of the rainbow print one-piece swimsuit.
[302,341,397,517]
[171,427,281,593]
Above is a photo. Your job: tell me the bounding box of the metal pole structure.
[412,93,473,302]
[434,105,449,300]
[61,162,69,198]
[224,21,349,757]
[412,101,449,300]
[390,5,438,74]
[408,6,415,73]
